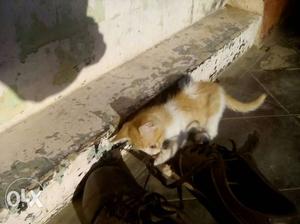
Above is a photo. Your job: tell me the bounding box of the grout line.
[250,73,291,114]
[286,67,300,71]
[168,196,197,202]
[223,114,299,120]
[279,186,300,192]
[241,49,267,78]
[219,46,265,80]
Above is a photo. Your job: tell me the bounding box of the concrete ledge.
[0,6,261,224]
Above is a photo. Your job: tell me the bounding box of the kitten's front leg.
[160,165,195,191]
[161,164,173,178]
[206,112,223,139]
[154,136,179,166]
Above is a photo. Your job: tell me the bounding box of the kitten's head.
[114,119,164,156]
[114,120,209,166]
[154,121,209,166]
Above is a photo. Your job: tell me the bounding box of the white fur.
[143,147,161,156]
[154,147,176,165]
[183,82,199,98]
[165,84,226,140]
[161,164,173,177]
[205,88,226,138]
[164,100,191,139]
[155,86,226,165]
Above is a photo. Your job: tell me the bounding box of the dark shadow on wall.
[0,0,106,101]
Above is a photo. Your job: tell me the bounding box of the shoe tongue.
[168,145,216,175]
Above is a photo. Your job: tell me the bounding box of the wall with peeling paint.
[0,0,225,133]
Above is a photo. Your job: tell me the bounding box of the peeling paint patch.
[87,0,105,24]
[35,148,47,155]
[190,17,261,81]
[87,137,116,163]
[0,87,26,125]
[0,209,9,222]
[0,157,55,209]
[90,110,118,126]
[53,160,70,184]
[45,132,60,140]
[35,143,46,155]
[24,213,35,222]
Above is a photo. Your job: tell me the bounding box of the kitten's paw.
[153,150,172,166]
[195,132,210,145]
[143,147,161,156]
[161,165,173,178]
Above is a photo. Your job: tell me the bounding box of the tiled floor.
[220,31,300,187]
[214,31,300,223]
[48,30,300,223]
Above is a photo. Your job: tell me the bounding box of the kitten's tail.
[224,93,267,113]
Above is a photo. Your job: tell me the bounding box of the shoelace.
[177,142,217,177]
[127,143,218,210]
[104,192,176,224]
[170,143,219,203]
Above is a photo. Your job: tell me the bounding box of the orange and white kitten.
[114,80,266,165]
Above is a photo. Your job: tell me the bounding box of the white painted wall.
[0,0,225,133]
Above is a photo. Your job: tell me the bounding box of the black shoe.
[72,145,185,224]
[217,131,297,217]
[133,132,297,224]
[168,142,272,224]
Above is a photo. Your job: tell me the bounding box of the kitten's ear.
[113,124,129,142]
[138,121,157,141]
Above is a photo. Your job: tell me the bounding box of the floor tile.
[47,204,80,224]
[219,69,287,118]
[250,32,300,115]
[217,46,287,118]
[251,69,300,114]
[215,116,300,189]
